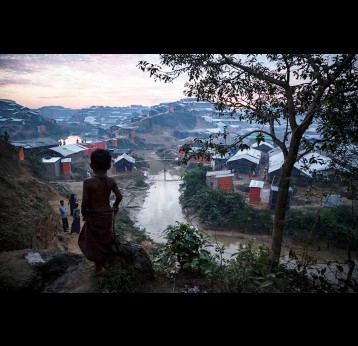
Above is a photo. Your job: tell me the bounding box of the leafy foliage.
[223,240,288,293]
[180,165,272,232]
[284,206,358,249]
[138,54,358,265]
[99,264,137,293]
[155,222,217,275]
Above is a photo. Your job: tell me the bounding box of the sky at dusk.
[0,54,188,109]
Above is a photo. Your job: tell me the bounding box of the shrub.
[155,222,217,275]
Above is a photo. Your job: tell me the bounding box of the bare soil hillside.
[0,139,64,252]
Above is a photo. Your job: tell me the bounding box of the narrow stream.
[135,169,188,243]
[134,153,358,268]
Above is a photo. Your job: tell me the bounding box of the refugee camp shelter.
[226,148,261,173]
[48,143,88,161]
[269,185,293,211]
[81,140,107,157]
[249,180,265,204]
[61,158,72,175]
[10,137,59,156]
[112,148,132,158]
[206,170,234,192]
[113,153,135,172]
[210,153,230,170]
[268,151,332,185]
[42,157,61,178]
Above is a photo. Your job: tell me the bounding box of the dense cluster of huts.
[178,136,357,210]
[10,137,137,178]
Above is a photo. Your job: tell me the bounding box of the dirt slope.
[0,139,65,252]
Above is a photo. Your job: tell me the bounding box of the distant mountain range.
[0,98,215,141]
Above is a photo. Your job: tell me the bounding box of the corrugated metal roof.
[42,157,61,163]
[268,146,282,157]
[10,137,59,148]
[295,153,331,177]
[249,180,265,188]
[268,152,331,177]
[206,170,232,177]
[49,144,87,157]
[268,152,284,174]
[227,148,261,164]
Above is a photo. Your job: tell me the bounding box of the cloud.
[0,54,186,108]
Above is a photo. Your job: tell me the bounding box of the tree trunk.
[269,145,300,268]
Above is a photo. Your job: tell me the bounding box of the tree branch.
[297,139,329,160]
[282,54,298,131]
[211,55,288,89]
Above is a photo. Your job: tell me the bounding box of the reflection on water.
[135,171,187,243]
[60,135,83,144]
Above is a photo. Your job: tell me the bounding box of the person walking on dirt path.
[78,149,123,277]
[70,203,81,234]
[68,194,76,217]
[59,200,69,232]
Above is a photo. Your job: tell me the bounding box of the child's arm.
[112,181,123,214]
[81,180,89,220]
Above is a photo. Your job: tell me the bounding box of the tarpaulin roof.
[268,151,331,177]
[114,153,135,164]
[227,148,261,164]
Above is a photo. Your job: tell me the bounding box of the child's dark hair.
[90,149,111,170]
[74,203,79,208]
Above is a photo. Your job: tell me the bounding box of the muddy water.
[134,150,358,268]
[203,229,358,264]
[60,135,83,144]
[135,170,188,243]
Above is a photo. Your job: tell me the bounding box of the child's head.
[60,200,64,205]
[90,149,111,171]
[74,203,79,208]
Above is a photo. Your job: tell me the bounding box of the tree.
[138,54,358,267]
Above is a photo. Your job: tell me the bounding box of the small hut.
[42,157,61,178]
[269,185,293,211]
[226,148,261,174]
[249,180,265,204]
[113,153,135,172]
[61,158,72,175]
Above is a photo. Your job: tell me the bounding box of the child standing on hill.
[78,149,123,276]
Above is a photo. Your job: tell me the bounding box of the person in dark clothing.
[68,194,76,217]
[70,203,81,234]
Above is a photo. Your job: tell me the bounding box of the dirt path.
[48,180,84,254]
[48,173,150,260]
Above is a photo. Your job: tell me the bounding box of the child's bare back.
[82,175,120,213]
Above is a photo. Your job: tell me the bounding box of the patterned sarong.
[78,209,113,266]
